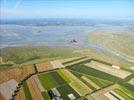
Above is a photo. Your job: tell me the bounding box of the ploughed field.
[0,56,134,100]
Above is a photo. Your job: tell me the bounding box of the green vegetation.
[70,70,112,87]
[42,92,51,100]
[57,84,80,100]
[88,31,134,68]
[70,80,92,96]
[0,46,81,64]
[63,56,86,65]
[69,64,121,82]
[57,69,72,83]
[48,71,67,85]
[38,73,58,90]
[0,63,13,68]
[23,82,32,100]
[114,89,133,100]
[38,71,68,90]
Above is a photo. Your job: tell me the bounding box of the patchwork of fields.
[0,56,134,100]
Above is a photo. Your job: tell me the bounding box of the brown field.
[21,65,35,79]
[0,93,5,100]
[86,95,95,100]
[0,64,35,84]
[34,75,45,92]
[50,60,65,69]
[15,87,26,100]
[85,61,131,79]
[0,79,18,100]
[36,62,53,72]
[0,68,22,83]
[91,84,119,100]
[26,76,44,100]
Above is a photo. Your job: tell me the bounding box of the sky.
[0,0,134,20]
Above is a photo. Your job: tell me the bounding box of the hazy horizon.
[1,0,134,20]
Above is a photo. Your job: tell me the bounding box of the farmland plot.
[71,70,112,87]
[64,57,89,67]
[38,73,58,90]
[91,84,119,100]
[15,87,26,100]
[61,69,92,96]
[0,93,5,100]
[0,79,18,100]
[41,92,51,100]
[57,69,72,83]
[23,82,32,100]
[128,78,134,85]
[85,61,131,79]
[57,84,80,100]
[81,76,100,90]
[0,68,22,83]
[69,64,121,82]
[38,71,67,90]
[60,56,85,64]
[36,62,53,72]
[50,60,65,69]
[22,65,35,79]
[26,76,44,100]
[70,80,92,96]
[34,75,45,92]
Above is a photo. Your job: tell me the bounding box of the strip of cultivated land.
[50,60,65,69]
[0,79,18,100]
[38,70,67,90]
[62,69,92,96]
[64,57,90,67]
[69,64,121,82]
[0,64,35,84]
[91,84,119,100]
[15,87,26,100]
[57,84,80,100]
[70,70,112,88]
[128,78,134,85]
[23,82,32,100]
[26,76,44,100]
[113,86,134,100]
[85,61,131,79]
[62,56,86,64]
[36,62,53,72]
[81,76,100,90]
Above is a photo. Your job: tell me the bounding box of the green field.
[0,46,81,65]
[38,72,58,90]
[57,69,72,83]
[23,82,32,100]
[38,71,68,90]
[69,64,121,82]
[57,84,80,100]
[62,56,86,65]
[70,70,112,88]
[42,92,51,100]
